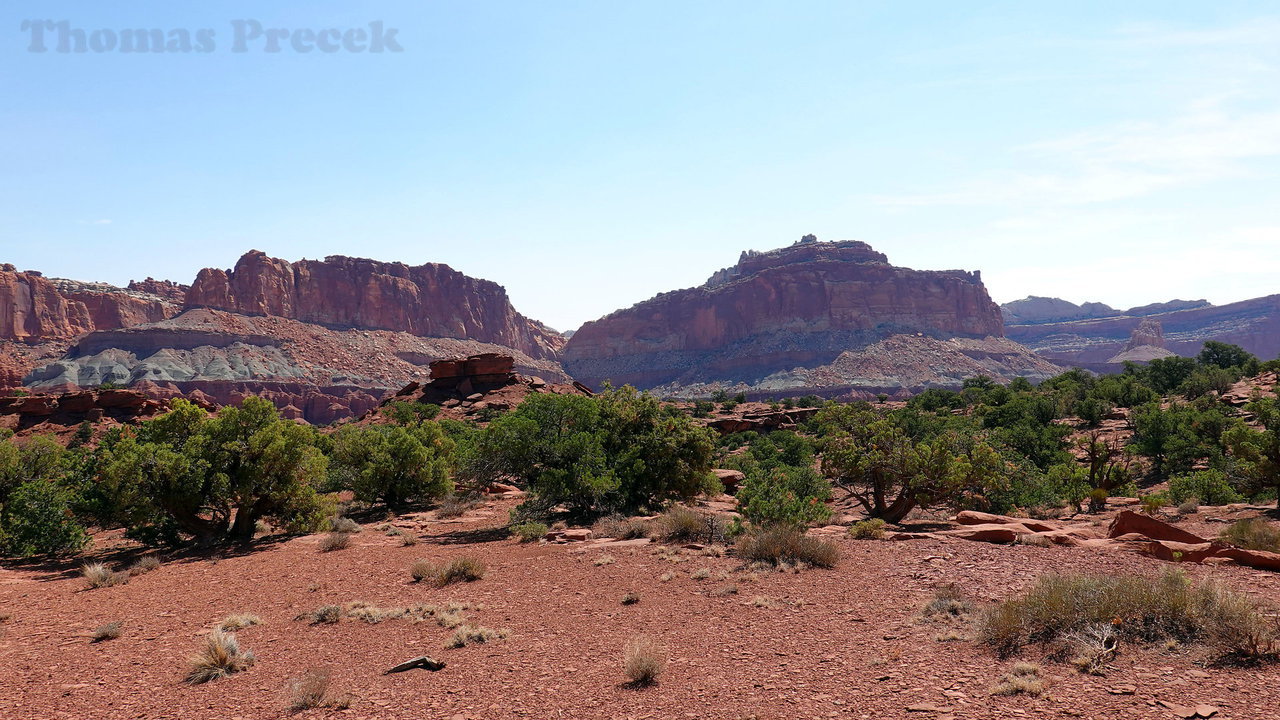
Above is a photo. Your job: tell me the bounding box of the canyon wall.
[186,251,563,360]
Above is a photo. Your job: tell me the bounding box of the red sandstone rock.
[562,239,1006,390]
[0,268,180,345]
[186,251,563,360]
[1107,511,1206,544]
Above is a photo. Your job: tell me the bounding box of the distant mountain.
[1000,296,1211,325]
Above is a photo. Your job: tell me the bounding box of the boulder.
[1108,511,1206,544]
[712,469,746,490]
[936,524,1026,543]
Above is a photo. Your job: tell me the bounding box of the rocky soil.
[3,495,1279,720]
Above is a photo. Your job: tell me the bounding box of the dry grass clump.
[336,600,472,627]
[653,506,725,544]
[411,556,486,587]
[848,518,887,540]
[287,668,333,713]
[436,493,484,519]
[990,662,1044,696]
[218,613,263,632]
[594,554,616,566]
[981,570,1279,663]
[711,584,739,597]
[1220,518,1280,552]
[91,621,122,643]
[129,555,161,576]
[318,532,351,552]
[691,567,711,580]
[622,635,667,687]
[923,585,975,620]
[621,592,640,605]
[186,630,255,684]
[328,516,361,534]
[592,515,650,540]
[445,624,509,649]
[308,604,342,625]
[82,563,129,589]
[735,527,839,568]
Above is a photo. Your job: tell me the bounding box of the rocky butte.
[562,236,1060,396]
[185,250,563,360]
[12,251,571,424]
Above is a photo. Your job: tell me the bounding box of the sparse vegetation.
[1220,518,1280,552]
[445,624,509,649]
[622,635,666,687]
[186,630,255,684]
[435,493,484,519]
[594,554,616,566]
[923,585,974,620]
[328,516,361,533]
[318,532,351,552]
[621,592,640,605]
[217,613,263,632]
[82,563,128,589]
[734,526,838,568]
[286,668,334,713]
[592,514,650,540]
[653,506,724,544]
[981,570,1279,663]
[91,621,122,642]
[411,556,486,586]
[510,521,549,542]
[991,662,1044,696]
[308,604,342,625]
[849,518,887,539]
[129,555,161,575]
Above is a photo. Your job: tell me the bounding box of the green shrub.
[848,518,887,539]
[461,388,718,517]
[1220,518,1280,552]
[384,401,441,425]
[0,480,89,557]
[736,466,831,529]
[735,526,838,568]
[981,570,1278,662]
[1168,470,1243,506]
[510,521,549,542]
[95,398,331,542]
[328,422,454,509]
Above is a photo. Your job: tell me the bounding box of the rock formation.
[23,309,572,425]
[1005,295,1280,370]
[1105,318,1176,364]
[0,266,180,343]
[186,251,563,360]
[562,238,1050,394]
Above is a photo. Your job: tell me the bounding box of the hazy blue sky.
[3,2,1279,331]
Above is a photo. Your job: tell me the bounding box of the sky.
[2,1,1279,332]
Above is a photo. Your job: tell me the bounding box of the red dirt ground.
[2,497,1279,720]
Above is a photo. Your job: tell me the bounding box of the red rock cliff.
[0,267,93,341]
[562,238,1004,389]
[185,251,564,360]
